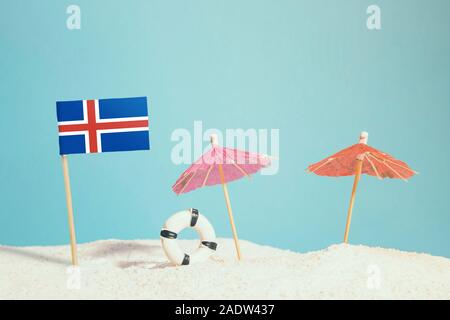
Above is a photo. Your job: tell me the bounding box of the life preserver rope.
[160,208,217,266]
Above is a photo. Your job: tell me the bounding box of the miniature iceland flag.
[57,97,150,155]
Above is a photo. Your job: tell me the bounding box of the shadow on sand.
[85,241,160,258]
[0,242,174,269]
[116,260,173,269]
[0,246,70,266]
[83,241,172,270]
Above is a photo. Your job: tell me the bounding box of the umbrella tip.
[359,131,369,144]
[210,134,219,146]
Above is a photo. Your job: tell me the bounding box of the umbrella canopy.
[307,132,417,243]
[173,142,271,195]
[172,134,271,260]
[307,132,416,180]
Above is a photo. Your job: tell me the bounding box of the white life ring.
[160,208,217,266]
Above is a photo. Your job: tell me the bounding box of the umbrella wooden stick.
[343,158,363,243]
[61,155,79,265]
[343,132,368,243]
[218,163,242,260]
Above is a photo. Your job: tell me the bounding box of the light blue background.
[1,1,449,257]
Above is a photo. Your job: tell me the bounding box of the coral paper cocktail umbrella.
[172,134,271,260]
[307,132,417,243]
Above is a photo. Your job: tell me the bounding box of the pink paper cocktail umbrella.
[172,134,271,260]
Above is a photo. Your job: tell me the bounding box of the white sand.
[0,239,449,300]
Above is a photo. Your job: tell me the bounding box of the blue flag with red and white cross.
[56,97,150,155]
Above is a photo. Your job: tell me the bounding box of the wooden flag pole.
[343,132,368,243]
[61,155,79,265]
[218,163,242,261]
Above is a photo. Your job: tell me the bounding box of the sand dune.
[0,239,449,299]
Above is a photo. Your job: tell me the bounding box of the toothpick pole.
[218,163,242,261]
[343,159,363,243]
[61,155,79,265]
[343,132,368,243]
[210,134,242,260]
